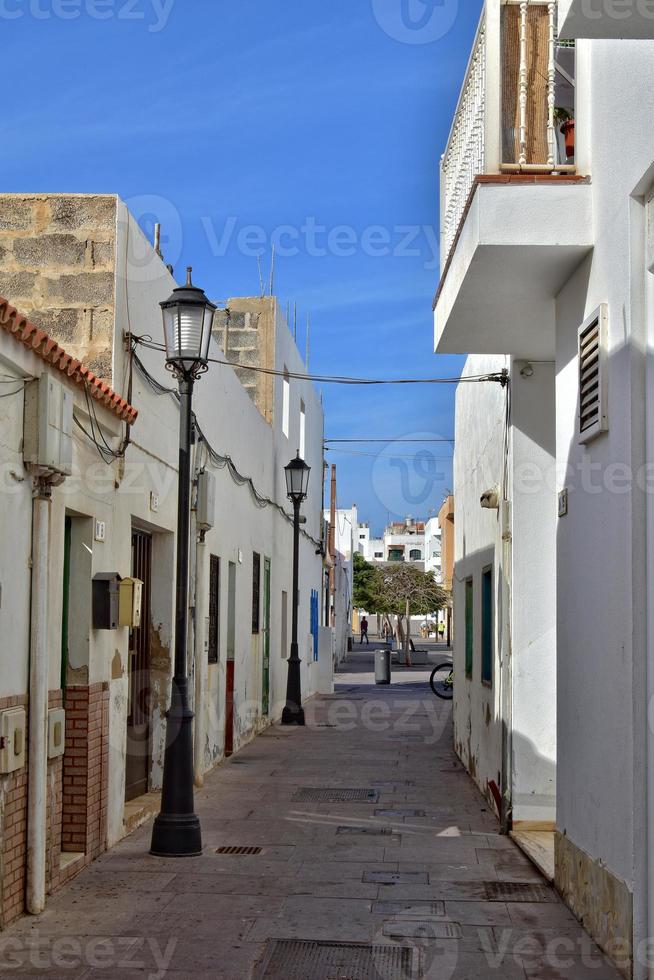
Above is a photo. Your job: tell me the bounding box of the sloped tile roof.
[0,296,138,425]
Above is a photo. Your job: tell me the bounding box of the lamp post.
[281,452,311,726]
[150,268,216,857]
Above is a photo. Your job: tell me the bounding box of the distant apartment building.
[0,194,334,929]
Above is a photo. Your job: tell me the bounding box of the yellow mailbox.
[119,577,143,628]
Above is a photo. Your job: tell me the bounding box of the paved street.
[1,646,620,980]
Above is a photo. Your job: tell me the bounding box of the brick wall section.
[61,684,109,861]
[0,194,117,381]
[0,694,29,929]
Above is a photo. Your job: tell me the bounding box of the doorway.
[125,529,152,802]
[225,561,236,757]
[262,558,271,715]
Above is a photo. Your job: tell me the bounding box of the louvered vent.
[578,306,608,443]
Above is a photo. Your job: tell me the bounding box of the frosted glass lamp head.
[160,267,216,379]
[285,452,311,504]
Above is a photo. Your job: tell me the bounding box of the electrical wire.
[0,386,25,398]
[325,438,455,444]
[131,336,507,388]
[130,350,323,549]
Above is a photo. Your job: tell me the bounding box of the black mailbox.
[92,573,121,630]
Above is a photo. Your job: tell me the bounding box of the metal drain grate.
[484,881,556,902]
[292,788,379,803]
[255,939,416,979]
[215,846,262,855]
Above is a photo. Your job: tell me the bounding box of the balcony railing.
[440,0,576,267]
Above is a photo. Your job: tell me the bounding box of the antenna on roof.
[305,313,311,372]
[269,244,276,296]
[293,302,297,342]
[153,223,163,259]
[257,256,265,298]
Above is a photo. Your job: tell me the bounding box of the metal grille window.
[208,555,220,664]
[578,305,608,443]
[252,552,261,634]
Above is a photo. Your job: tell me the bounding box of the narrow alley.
[0,646,620,980]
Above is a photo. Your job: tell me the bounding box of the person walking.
[360,616,370,645]
[438,620,445,643]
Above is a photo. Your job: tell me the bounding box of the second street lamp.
[282,452,311,726]
[150,268,216,858]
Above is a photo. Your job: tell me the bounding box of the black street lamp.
[281,452,311,726]
[151,268,216,858]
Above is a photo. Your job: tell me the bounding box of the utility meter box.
[0,707,27,774]
[23,375,73,476]
[119,577,143,628]
[196,470,216,532]
[92,573,120,630]
[48,708,66,760]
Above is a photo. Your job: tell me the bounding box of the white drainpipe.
[26,478,52,914]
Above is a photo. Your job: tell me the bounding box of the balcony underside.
[435,178,593,360]
[558,0,654,39]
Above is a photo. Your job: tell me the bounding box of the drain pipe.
[26,476,52,914]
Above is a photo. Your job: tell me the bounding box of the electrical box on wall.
[196,470,216,531]
[48,708,66,760]
[23,375,73,477]
[0,707,26,774]
[119,578,143,628]
[92,573,120,630]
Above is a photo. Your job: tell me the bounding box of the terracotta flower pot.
[561,119,575,159]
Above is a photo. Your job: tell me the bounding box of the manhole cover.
[336,825,394,837]
[292,788,380,803]
[255,939,416,979]
[484,881,556,902]
[215,846,262,855]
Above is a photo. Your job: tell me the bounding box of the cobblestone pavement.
[0,647,622,979]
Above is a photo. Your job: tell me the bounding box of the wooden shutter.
[252,552,261,634]
[208,555,220,665]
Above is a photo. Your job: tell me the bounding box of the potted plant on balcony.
[554,107,575,160]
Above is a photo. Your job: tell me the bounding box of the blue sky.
[2,0,482,534]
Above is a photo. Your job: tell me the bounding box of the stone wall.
[213,296,276,423]
[0,195,117,381]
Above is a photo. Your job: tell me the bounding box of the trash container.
[375,648,391,685]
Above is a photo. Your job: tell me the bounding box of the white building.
[436,4,654,976]
[0,194,333,929]
[323,505,358,657]
[424,517,443,582]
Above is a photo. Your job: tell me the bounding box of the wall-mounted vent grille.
[578,305,608,443]
[216,846,262,855]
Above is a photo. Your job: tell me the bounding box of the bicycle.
[430,663,454,700]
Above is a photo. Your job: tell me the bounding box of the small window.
[409,549,422,561]
[374,552,383,559]
[282,369,290,437]
[208,555,220,664]
[299,399,306,458]
[578,305,608,444]
[481,567,493,686]
[465,578,474,679]
[252,552,261,634]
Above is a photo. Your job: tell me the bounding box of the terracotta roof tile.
[0,296,138,425]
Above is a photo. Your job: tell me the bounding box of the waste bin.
[375,648,391,685]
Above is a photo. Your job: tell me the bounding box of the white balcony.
[559,0,654,39]
[435,0,593,358]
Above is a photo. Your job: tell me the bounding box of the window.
[282,368,290,437]
[388,548,404,562]
[252,552,261,634]
[310,590,319,662]
[208,555,220,664]
[299,399,306,458]
[465,578,474,679]
[481,567,493,686]
[374,552,383,559]
[409,549,422,561]
[578,305,608,443]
